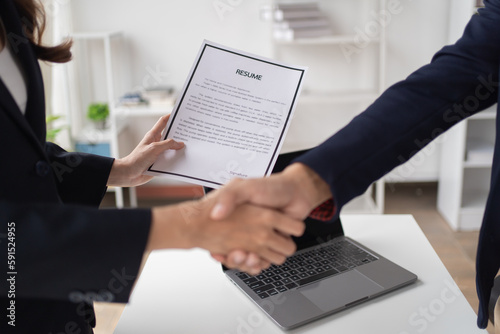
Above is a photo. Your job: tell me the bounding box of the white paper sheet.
[147,40,307,188]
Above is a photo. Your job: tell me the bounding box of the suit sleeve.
[45,142,115,206]
[295,0,500,220]
[0,144,152,303]
[1,201,152,303]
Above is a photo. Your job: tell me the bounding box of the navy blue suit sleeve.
[295,0,500,219]
[46,142,115,207]
[0,201,151,303]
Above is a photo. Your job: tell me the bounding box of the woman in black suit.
[0,1,304,332]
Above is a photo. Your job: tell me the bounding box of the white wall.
[71,0,274,93]
[70,0,452,182]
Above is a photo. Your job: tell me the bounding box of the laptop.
[205,149,418,330]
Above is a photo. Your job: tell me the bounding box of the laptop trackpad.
[299,270,384,311]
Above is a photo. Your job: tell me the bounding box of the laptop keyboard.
[234,239,378,299]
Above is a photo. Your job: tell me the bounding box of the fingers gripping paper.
[147,40,307,188]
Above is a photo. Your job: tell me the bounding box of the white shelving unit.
[68,31,137,208]
[437,0,491,231]
[270,0,387,214]
[438,105,495,231]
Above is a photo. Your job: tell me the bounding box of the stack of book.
[261,2,333,41]
[141,86,176,109]
[118,86,176,109]
[118,92,148,107]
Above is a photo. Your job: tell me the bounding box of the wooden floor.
[94,182,495,333]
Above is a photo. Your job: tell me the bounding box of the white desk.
[114,215,486,333]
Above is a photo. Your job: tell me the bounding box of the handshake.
[111,115,333,276]
[147,162,333,275]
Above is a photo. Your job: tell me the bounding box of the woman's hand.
[147,194,305,274]
[107,114,184,187]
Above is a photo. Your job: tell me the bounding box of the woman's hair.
[1,0,72,63]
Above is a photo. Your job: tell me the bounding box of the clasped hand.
[208,165,332,274]
[107,115,328,275]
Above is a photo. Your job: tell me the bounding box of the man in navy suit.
[212,0,500,329]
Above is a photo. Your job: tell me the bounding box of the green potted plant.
[87,103,109,130]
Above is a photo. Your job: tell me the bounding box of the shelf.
[343,192,379,214]
[456,209,485,231]
[460,206,487,214]
[275,35,380,45]
[75,126,112,142]
[463,160,493,168]
[458,189,487,231]
[461,189,489,210]
[470,110,496,120]
[114,106,174,117]
[112,106,174,135]
[72,31,123,40]
[298,90,380,104]
[470,103,496,119]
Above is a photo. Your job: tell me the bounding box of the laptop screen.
[204,149,343,252]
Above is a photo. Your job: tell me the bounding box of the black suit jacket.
[0,1,151,332]
[295,0,500,328]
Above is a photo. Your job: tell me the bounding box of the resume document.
[147,40,306,188]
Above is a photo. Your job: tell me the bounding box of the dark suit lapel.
[0,0,48,155]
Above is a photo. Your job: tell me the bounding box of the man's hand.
[211,162,331,220]
[147,195,305,274]
[209,163,332,273]
[107,114,184,187]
